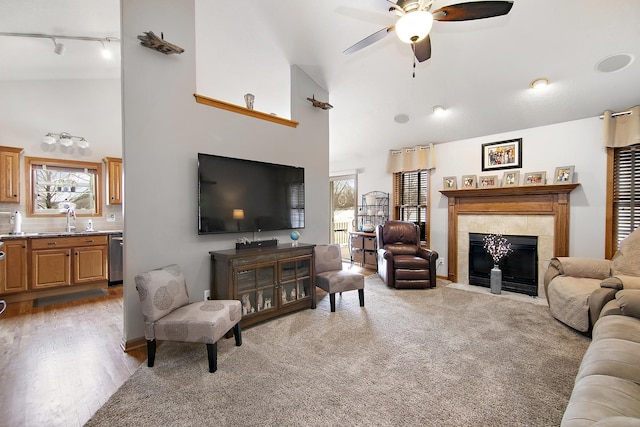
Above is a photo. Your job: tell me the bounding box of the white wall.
[0,79,123,233]
[121,0,329,342]
[194,0,291,119]
[337,117,608,278]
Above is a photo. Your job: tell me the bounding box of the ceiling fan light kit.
[396,10,433,43]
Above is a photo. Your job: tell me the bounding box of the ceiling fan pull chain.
[411,43,416,78]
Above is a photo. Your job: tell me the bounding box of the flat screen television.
[198,153,305,234]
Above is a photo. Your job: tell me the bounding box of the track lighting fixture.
[0,32,119,58]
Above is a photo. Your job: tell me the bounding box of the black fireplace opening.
[468,233,538,296]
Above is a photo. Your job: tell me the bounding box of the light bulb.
[396,11,433,44]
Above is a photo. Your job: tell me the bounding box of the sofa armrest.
[589,287,618,328]
[552,257,612,279]
[616,289,640,319]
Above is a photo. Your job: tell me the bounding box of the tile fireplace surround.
[440,184,580,298]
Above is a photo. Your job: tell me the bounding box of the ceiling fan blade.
[413,35,431,62]
[432,1,513,21]
[343,26,394,55]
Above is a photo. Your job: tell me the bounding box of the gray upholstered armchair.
[376,221,438,289]
[134,264,242,372]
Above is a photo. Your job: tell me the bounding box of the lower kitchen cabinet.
[1,239,28,294]
[30,235,108,290]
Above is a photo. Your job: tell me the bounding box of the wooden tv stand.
[210,243,316,329]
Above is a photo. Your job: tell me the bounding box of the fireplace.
[468,233,538,296]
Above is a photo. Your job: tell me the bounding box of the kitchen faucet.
[66,208,76,232]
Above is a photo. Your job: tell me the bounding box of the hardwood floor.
[0,286,146,427]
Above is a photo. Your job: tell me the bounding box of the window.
[26,157,102,217]
[393,170,430,244]
[606,145,640,257]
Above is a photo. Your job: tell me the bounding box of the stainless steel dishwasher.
[108,233,123,285]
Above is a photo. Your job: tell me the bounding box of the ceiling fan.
[344,0,514,66]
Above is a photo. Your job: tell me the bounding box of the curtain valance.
[602,105,640,148]
[386,144,435,173]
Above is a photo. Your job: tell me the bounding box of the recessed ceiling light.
[432,105,446,115]
[530,78,549,90]
[596,53,634,73]
[394,113,410,124]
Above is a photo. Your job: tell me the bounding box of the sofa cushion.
[593,314,640,343]
[562,375,640,427]
[576,338,640,383]
[548,276,602,332]
[611,227,640,277]
[617,290,640,319]
[554,257,612,280]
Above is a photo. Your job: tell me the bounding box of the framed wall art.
[481,138,522,171]
[523,171,546,185]
[502,171,520,187]
[462,175,477,189]
[478,175,499,188]
[443,176,457,189]
[553,165,575,184]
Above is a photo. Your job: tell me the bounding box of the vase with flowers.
[483,233,513,294]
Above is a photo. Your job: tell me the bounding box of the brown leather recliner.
[376,221,438,289]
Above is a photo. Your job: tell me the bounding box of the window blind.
[393,170,430,244]
[613,145,640,248]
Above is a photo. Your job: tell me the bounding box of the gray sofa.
[561,289,640,426]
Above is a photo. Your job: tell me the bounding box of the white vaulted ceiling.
[2,0,639,162]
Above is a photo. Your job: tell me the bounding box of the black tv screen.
[198,153,305,234]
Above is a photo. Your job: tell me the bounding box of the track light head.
[52,38,65,55]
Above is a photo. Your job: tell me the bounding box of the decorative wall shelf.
[440,183,580,283]
[194,94,299,128]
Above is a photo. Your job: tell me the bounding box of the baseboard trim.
[121,336,147,353]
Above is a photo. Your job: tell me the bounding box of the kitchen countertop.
[0,230,122,240]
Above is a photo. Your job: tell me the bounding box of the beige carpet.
[85,275,589,427]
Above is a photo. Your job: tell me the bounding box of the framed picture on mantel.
[481,138,522,171]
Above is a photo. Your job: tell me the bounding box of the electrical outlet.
[107,214,116,222]
[437,258,445,267]
[204,290,211,301]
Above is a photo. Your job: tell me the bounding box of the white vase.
[490,265,502,294]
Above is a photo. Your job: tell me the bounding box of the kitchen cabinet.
[0,239,28,294]
[0,146,23,203]
[103,157,123,205]
[210,244,315,329]
[30,235,108,290]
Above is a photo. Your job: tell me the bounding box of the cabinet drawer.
[30,235,108,250]
[364,250,377,267]
[363,237,376,251]
[352,249,364,263]
[350,235,363,249]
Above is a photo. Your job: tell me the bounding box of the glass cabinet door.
[235,263,276,316]
[279,256,312,305]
